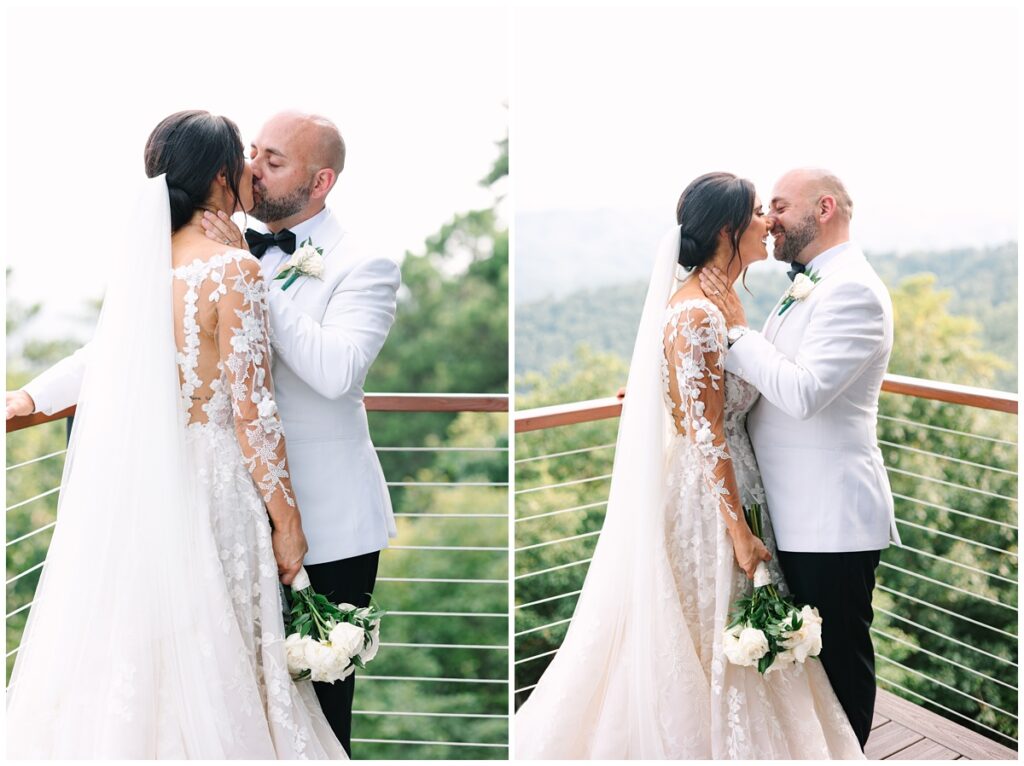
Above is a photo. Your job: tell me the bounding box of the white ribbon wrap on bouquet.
[753,561,772,588]
[290,566,312,592]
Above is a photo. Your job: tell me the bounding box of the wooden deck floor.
[866,689,1016,760]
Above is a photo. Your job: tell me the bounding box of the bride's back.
[171,236,268,428]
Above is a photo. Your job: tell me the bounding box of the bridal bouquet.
[284,567,385,683]
[722,504,823,674]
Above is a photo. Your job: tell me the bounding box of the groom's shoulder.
[324,230,401,289]
[820,254,892,319]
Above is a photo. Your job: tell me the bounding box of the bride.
[6,111,347,758]
[515,172,864,759]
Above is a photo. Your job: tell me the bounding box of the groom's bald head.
[264,110,346,176]
[769,168,853,264]
[250,111,346,228]
[774,168,853,222]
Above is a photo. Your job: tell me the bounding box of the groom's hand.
[201,210,247,251]
[6,390,35,420]
[698,267,746,329]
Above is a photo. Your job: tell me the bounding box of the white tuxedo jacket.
[24,208,400,565]
[725,243,900,552]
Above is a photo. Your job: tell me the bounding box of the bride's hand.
[731,528,772,580]
[201,210,248,251]
[272,518,308,586]
[697,267,747,329]
[6,390,35,420]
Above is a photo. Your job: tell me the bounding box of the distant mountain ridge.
[516,242,1018,392]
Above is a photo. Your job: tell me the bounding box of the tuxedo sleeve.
[267,256,400,400]
[724,281,886,420]
[21,343,91,416]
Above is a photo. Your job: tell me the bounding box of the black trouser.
[775,549,882,750]
[302,550,381,757]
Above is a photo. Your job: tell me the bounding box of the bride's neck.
[697,248,741,285]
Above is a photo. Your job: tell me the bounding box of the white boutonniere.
[778,269,820,315]
[275,238,325,291]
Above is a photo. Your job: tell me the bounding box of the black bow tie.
[244,228,297,258]
[787,261,807,282]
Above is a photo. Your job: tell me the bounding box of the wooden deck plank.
[886,738,960,760]
[872,711,891,729]
[865,721,923,760]
[874,689,1016,760]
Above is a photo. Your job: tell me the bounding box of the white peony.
[302,639,338,682]
[357,623,381,664]
[329,621,366,659]
[284,633,311,676]
[789,273,816,300]
[764,648,796,675]
[318,646,354,683]
[782,605,823,662]
[722,625,769,667]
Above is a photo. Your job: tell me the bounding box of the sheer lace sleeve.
[213,255,296,518]
[663,301,741,524]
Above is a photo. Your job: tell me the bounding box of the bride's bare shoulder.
[171,234,251,272]
[667,281,711,310]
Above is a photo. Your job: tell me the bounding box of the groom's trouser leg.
[775,549,882,750]
[304,550,381,757]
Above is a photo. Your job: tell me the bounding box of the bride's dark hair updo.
[143,110,246,233]
[675,172,756,273]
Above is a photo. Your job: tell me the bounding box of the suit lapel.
[270,210,347,303]
[770,246,864,342]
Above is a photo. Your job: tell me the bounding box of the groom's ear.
[817,194,837,222]
[309,167,337,201]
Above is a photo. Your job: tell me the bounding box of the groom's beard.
[250,180,314,224]
[774,211,818,264]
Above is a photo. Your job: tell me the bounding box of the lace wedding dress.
[7,177,347,759]
[515,228,864,759]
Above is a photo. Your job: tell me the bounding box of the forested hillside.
[516,242,1017,393]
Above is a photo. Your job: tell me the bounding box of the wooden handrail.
[6,393,509,434]
[515,374,1018,433]
[882,374,1017,414]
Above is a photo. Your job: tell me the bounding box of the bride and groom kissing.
[517,169,899,759]
[6,110,400,758]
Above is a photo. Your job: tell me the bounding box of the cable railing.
[513,374,1018,752]
[6,393,509,760]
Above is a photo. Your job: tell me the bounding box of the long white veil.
[7,176,231,754]
[516,228,704,758]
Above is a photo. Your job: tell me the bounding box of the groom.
[700,168,899,750]
[7,111,400,756]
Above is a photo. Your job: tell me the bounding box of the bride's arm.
[665,304,770,578]
[215,256,307,584]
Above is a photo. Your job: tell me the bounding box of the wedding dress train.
[6,177,347,759]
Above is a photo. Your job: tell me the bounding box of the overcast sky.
[6,6,508,335]
[513,5,1019,253]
